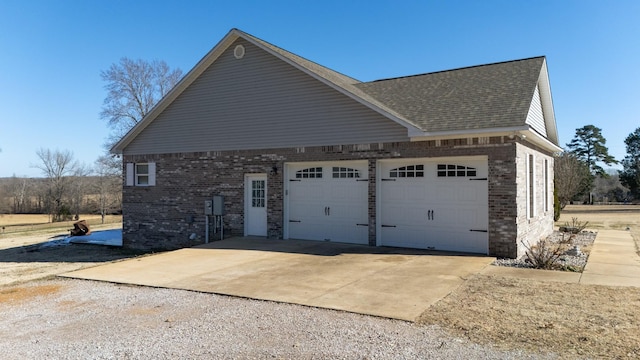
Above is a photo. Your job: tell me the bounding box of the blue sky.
[0,0,638,177]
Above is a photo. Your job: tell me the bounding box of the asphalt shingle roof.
[354,57,545,133]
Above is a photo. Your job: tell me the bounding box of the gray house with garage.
[111,28,561,259]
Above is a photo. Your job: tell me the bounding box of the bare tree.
[8,176,30,213]
[94,155,122,223]
[554,152,592,208]
[33,148,78,222]
[68,163,92,220]
[101,58,182,148]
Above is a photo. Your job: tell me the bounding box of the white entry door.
[245,174,267,236]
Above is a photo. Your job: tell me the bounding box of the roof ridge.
[366,56,546,83]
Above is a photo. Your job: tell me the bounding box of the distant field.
[0,214,52,226]
[0,214,122,235]
[557,204,640,231]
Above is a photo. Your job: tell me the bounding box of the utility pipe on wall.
[205,215,209,244]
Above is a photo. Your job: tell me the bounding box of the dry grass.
[0,214,123,236]
[418,275,640,359]
[418,205,640,359]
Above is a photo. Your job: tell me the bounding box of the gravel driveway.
[0,278,557,359]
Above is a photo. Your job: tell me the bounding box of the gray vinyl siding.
[124,39,409,155]
[525,85,547,137]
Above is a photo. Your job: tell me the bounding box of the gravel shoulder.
[0,278,555,359]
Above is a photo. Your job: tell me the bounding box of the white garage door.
[286,161,369,244]
[378,157,488,254]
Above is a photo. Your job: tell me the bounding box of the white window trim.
[544,159,549,212]
[527,154,535,219]
[126,162,156,187]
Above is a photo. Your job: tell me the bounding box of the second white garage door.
[285,161,369,244]
[378,156,489,254]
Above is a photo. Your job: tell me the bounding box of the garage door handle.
[356,223,368,226]
[381,225,396,228]
[469,229,487,232]
[469,178,487,181]
[381,179,396,181]
[356,179,369,182]
[289,220,301,223]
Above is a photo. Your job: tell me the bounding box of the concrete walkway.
[580,229,640,286]
[60,237,494,321]
[482,229,640,287]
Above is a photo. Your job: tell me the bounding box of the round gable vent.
[234,45,245,59]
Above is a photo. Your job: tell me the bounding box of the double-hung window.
[126,162,156,186]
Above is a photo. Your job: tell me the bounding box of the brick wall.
[122,136,551,258]
[514,142,555,257]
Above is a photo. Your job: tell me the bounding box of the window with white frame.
[126,162,156,186]
[527,154,535,218]
[544,159,549,212]
[136,164,149,185]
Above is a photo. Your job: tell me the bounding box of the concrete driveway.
[61,237,494,321]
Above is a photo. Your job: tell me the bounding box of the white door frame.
[244,173,268,236]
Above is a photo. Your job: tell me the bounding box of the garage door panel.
[381,227,428,249]
[380,157,488,254]
[328,222,368,244]
[382,204,426,226]
[289,203,323,219]
[289,222,327,241]
[287,161,368,245]
[444,229,487,253]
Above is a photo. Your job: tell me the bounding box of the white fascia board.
[111,29,242,154]
[410,125,562,153]
[537,59,559,145]
[409,126,530,141]
[520,128,563,153]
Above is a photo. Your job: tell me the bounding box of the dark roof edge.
[366,56,546,83]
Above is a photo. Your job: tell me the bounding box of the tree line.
[555,125,640,212]
[0,151,122,223]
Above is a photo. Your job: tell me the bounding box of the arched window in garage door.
[295,167,323,179]
[388,165,424,178]
[436,164,477,177]
[332,167,361,178]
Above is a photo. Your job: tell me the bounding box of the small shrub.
[559,217,589,234]
[522,237,564,270]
